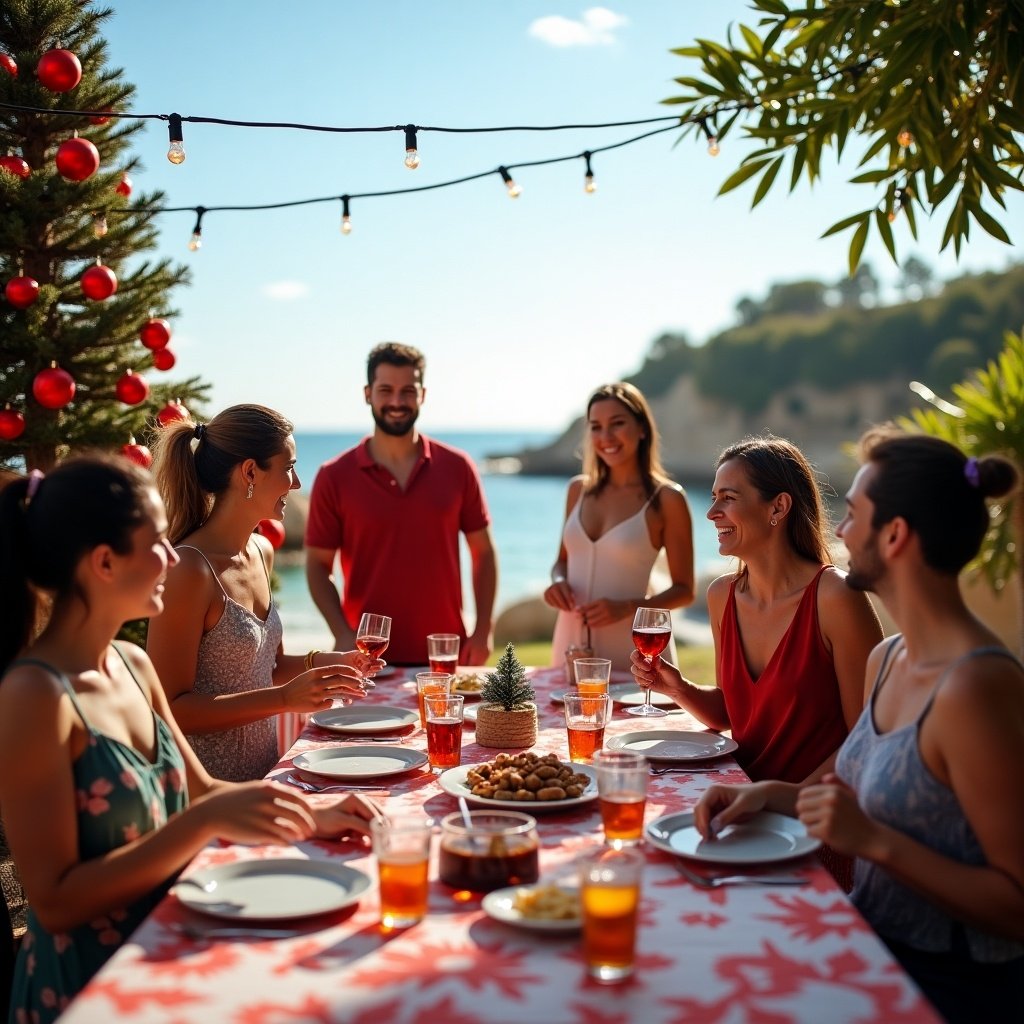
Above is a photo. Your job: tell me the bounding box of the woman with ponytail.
[148,405,380,782]
[0,455,378,1021]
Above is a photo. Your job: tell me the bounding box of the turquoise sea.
[275,430,724,645]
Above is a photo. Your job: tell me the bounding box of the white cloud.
[528,7,629,48]
[262,280,311,301]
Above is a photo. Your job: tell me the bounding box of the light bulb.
[167,140,186,165]
[707,136,720,157]
[584,174,596,194]
[506,179,522,199]
[93,212,108,238]
[188,231,202,251]
[405,148,420,170]
[341,215,352,235]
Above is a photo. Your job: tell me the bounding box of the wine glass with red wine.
[355,613,392,661]
[627,607,671,718]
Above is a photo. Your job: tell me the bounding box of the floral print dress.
[7,646,187,1024]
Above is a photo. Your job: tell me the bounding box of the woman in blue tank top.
[0,456,380,1022]
[691,428,1024,1024]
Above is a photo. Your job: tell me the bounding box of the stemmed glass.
[627,607,671,718]
[355,612,391,661]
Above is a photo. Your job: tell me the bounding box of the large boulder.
[495,597,557,644]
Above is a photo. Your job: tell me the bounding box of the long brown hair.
[717,434,831,568]
[151,404,293,544]
[581,382,668,503]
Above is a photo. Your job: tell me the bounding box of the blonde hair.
[151,404,293,543]
[581,382,668,503]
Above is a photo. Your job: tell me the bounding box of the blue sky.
[98,2,1022,432]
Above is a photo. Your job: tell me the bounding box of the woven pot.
[474,703,538,749]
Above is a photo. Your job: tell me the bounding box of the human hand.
[461,629,493,666]
[629,648,682,700]
[577,597,630,628]
[543,579,576,612]
[322,649,384,680]
[283,664,367,712]
[796,773,875,856]
[197,780,318,845]
[693,782,771,841]
[311,793,385,840]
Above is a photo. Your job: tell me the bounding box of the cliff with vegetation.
[509,262,1024,489]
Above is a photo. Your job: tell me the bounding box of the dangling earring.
[770,517,778,527]
[246,481,254,500]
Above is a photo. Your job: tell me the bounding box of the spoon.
[458,796,485,852]
[175,877,218,894]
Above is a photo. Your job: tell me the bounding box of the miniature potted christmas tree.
[475,643,538,749]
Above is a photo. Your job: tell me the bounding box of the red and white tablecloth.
[59,667,940,1024]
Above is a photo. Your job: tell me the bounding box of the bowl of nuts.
[438,752,598,814]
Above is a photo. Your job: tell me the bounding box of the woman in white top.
[544,383,695,672]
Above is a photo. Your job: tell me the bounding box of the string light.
[700,118,720,156]
[167,112,185,164]
[498,166,522,198]
[188,206,204,250]
[583,151,596,193]
[340,195,352,235]
[403,124,420,169]
[92,211,107,238]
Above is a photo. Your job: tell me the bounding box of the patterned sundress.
[7,646,187,1024]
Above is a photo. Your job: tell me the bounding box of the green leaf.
[789,141,806,191]
[740,24,764,58]
[820,210,870,238]
[717,157,773,195]
[874,207,897,261]
[969,203,1012,244]
[848,218,869,275]
[751,155,785,207]
[849,169,895,184]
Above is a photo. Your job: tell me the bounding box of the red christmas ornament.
[139,317,171,350]
[256,519,287,550]
[32,365,75,410]
[81,263,117,301]
[0,407,26,440]
[0,53,17,77]
[157,399,189,427]
[0,155,30,179]
[89,108,112,125]
[115,369,149,405]
[37,48,82,92]
[152,347,176,371]
[115,172,132,197]
[121,438,153,468]
[56,136,100,182]
[5,275,40,309]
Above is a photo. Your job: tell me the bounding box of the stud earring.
[246,482,254,500]
[770,517,778,527]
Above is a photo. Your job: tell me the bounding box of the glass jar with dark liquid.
[438,811,540,893]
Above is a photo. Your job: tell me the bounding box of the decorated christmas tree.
[0,1,207,472]
[482,643,536,712]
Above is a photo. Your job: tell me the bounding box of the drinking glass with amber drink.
[627,607,671,718]
[573,657,611,711]
[371,814,434,929]
[563,691,610,763]
[425,693,464,773]
[416,671,453,730]
[593,749,648,847]
[438,811,539,894]
[356,612,392,661]
[427,633,460,675]
[580,846,644,983]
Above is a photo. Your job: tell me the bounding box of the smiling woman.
[146,404,380,782]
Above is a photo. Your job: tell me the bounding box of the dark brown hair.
[367,342,425,387]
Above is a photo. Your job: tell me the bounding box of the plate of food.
[451,671,487,699]
[309,705,419,735]
[645,811,820,864]
[607,730,737,762]
[482,882,582,933]
[172,858,371,920]
[438,753,597,813]
[292,745,428,780]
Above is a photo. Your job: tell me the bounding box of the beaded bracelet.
[304,649,321,671]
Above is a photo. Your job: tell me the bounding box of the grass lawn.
[487,641,717,684]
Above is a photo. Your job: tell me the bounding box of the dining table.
[58,665,941,1024]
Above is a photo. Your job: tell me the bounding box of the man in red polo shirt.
[304,343,497,666]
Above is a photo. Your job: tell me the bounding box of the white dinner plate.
[645,811,820,864]
[437,763,598,814]
[293,745,428,780]
[607,729,738,762]
[548,684,674,708]
[464,704,479,724]
[172,858,371,920]
[482,884,582,933]
[309,705,419,735]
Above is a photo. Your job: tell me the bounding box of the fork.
[672,860,807,888]
[283,774,389,794]
[168,921,306,941]
[650,765,724,775]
